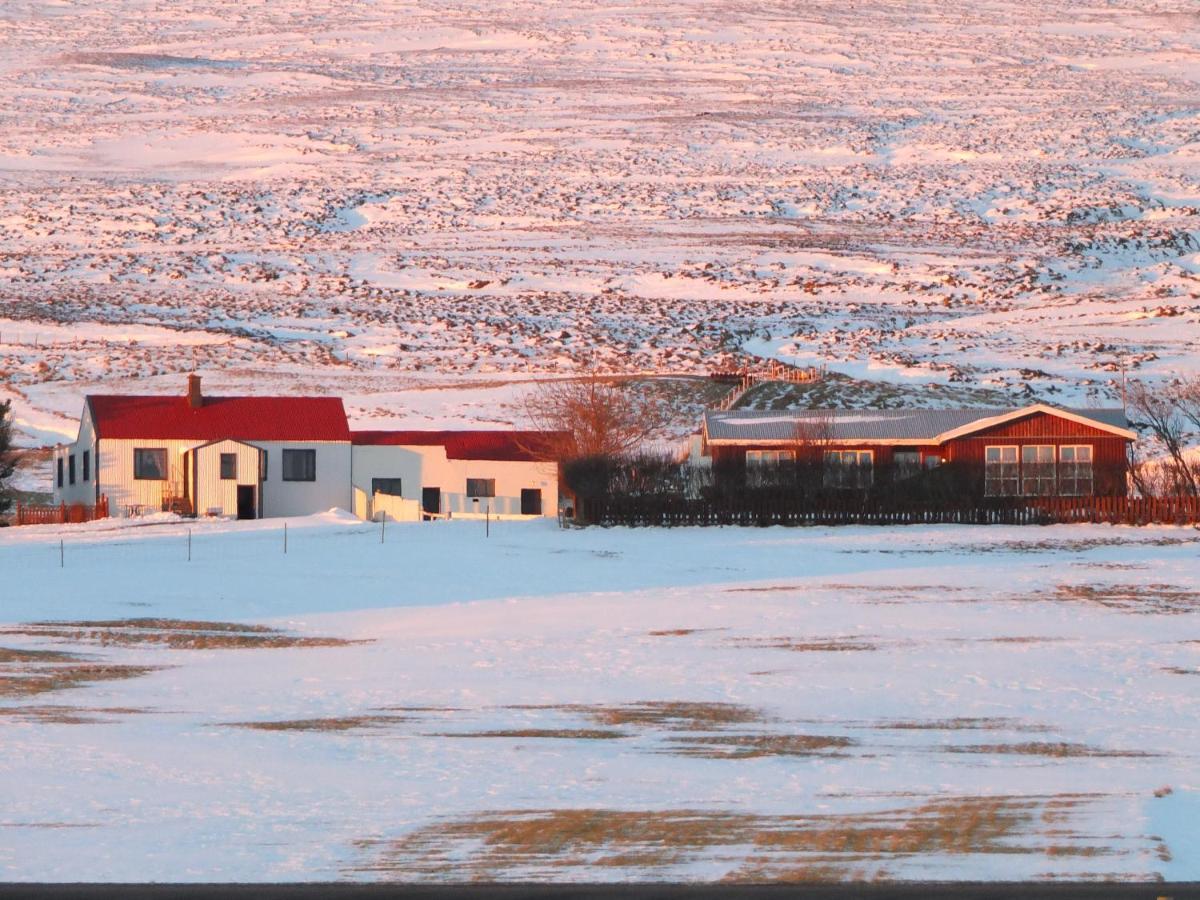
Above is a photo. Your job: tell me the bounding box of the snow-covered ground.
[4,0,1200,464]
[2,513,1198,881]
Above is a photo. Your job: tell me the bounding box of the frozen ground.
[2,512,1199,882]
[3,0,1200,464]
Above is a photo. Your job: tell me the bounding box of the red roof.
[350,430,565,462]
[88,395,351,442]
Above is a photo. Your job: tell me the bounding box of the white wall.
[257,441,352,518]
[52,405,98,506]
[193,440,263,518]
[351,444,558,517]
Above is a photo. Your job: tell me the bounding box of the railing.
[709,364,825,411]
[590,495,1200,528]
[14,496,109,526]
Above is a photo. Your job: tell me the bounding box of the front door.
[421,486,441,516]
[236,485,257,520]
[521,488,542,516]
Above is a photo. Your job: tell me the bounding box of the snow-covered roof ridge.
[704,404,1133,444]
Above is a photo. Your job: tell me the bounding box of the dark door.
[521,488,542,516]
[421,487,441,516]
[236,485,257,520]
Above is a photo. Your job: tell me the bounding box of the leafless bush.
[522,373,664,461]
[1127,379,1200,496]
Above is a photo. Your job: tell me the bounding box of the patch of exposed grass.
[3,618,362,650]
[872,717,1045,732]
[646,628,726,637]
[0,662,162,698]
[0,705,148,725]
[227,715,409,732]
[1053,584,1199,615]
[0,647,80,664]
[542,701,766,731]
[427,729,629,740]
[664,733,853,759]
[348,795,1110,880]
[945,742,1155,758]
[730,636,879,652]
[1162,666,1199,676]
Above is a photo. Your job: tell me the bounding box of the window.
[82,450,90,482]
[261,452,268,481]
[371,478,403,497]
[57,457,63,488]
[68,454,76,486]
[984,446,1018,496]
[824,450,873,489]
[281,449,316,482]
[220,453,237,480]
[1059,445,1093,496]
[893,450,921,481]
[746,449,795,466]
[1021,445,1055,496]
[466,478,496,498]
[134,448,168,481]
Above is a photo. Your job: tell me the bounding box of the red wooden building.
[700,404,1135,498]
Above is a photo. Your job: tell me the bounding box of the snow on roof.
[87,395,351,442]
[350,430,565,462]
[704,406,1131,443]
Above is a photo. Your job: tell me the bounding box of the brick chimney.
[187,373,203,409]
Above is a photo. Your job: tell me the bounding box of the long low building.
[698,404,1136,497]
[51,375,564,520]
[351,430,562,519]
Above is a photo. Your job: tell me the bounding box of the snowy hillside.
[2,0,1200,459]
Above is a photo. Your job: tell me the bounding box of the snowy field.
[2,513,1199,882]
[3,0,1200,463]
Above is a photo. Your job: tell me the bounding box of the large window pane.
[1059,445,1093,496]
[985,445,1018,496]
[1021,445,1055,496]
[281,449,316,482]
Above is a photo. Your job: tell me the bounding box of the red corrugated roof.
[88,395,351,442]
[350,430,565,462]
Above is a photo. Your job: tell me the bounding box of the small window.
[261,451,268,481]
[220,453,237,480]
[466,478,496,498]
[57,457,64,488]
[824,450,873,489]
[1059,445,1093,496]
[134,448,168,481]
[371,477,403,497]
[281,448,316,482]
[984,446,1018,497]
[68,454,76,486]
[1021,445,1055,496]
[82,450,90,482]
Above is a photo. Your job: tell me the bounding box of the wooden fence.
[14,496,109,526]
[590,494,1200,528]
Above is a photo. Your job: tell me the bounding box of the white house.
[52,375,565,522]
[52,375,353,518]
[351,430,563,520]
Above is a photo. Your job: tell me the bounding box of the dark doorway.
[521,488,542,516]
[421,486,441,516]
[236,485,257,520]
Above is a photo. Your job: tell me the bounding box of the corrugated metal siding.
[97,438,197,516]
[963,411,1123,440]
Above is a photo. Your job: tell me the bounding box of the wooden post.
[188,529,192,562]
[59,538,63,569]
[284,522,288,554]
[380,510,386,544]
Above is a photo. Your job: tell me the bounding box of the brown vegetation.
[2,618,362,650]
[348,795,1111,880]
